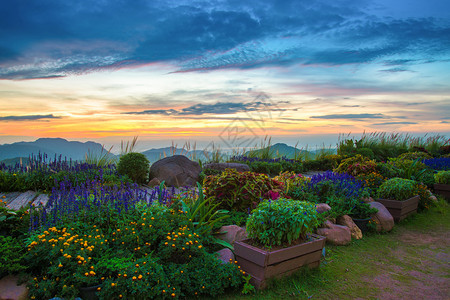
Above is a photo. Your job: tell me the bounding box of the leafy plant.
[377,178,419,201]
[334,154,377,176]
[349,202,378,219]
[117,152,150,184]
[0,236,28,278]
[0,199,30,236]
[246,198,320,247]
[434,170,450,184]
[178,183,231,249]
[203,169,284,212]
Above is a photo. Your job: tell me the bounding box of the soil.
[359,227,450,299]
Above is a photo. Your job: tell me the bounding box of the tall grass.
[84,145,117,167]
[120,135,139,155]
[338,132,449,161]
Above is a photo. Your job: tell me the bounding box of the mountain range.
[0,138,336,165]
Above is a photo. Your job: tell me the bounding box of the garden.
[0,132,449,299]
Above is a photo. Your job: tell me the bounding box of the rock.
[362,197,375,203]
[430,195,438,203]
[149,155,201,187]
[148,178,161,187]
[316,203,331,214]
[337,215,363,240]
[216,248,235,264]
[369,202,394,232]
[203,162,250,173]
[317,223,351,246]
[217,225,248,246]
[0,275,28,300]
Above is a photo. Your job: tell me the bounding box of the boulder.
[217,225,248,246]
[317,221,351,246]
[148,178,161,187]
[0,275,28,300]
[316,203,332,214]
[336,215,362,240]
[203,162,250,173]
[369,202,394,232]
[149,155,201,187]
[216,248,235,264]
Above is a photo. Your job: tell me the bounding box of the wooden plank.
[32,194,49,208]
[3,192,21,205]
[7,191,37,210]
[267,234,325,265]
[234,240,268,267]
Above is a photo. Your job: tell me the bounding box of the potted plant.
[434,170,450,201]
[349,202,378,233]
[377,178,420,222]
[234,198,325,289]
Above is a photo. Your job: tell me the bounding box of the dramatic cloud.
[0,114,61,121]
[310,113,385,119]
[0,0,449,79]
[123,101,289,116]
[372,121,418,125]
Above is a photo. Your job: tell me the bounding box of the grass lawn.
[218,200,449,299]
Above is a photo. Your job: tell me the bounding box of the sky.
[0,0,449,151]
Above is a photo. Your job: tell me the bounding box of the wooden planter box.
[434,183,450,201]
[234,233,326,289]
[377,195,420,222]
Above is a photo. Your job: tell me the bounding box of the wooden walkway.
[1,186,198,211]
[1,191,49,210]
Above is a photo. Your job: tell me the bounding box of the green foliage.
[117,152,150,184]
[241,274,256,295]
[0,201,30,237]
[376,162,402,179]
[0,236,28,278]
[337,132,448,161]
[179,183,230,239]
[246,198,320,247]
[356,172,386,196]
[398,151,432,160]
[377,178,419,201]
[203,169,285,212]
[434,170,450,184]
[25,202,244,299]
[349,202,378,219]
[202,168,223,176]
[274,172,310,194]
[334,154,377,176]
[388,157,435,187]
[249,161,282,175]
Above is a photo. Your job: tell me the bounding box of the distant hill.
[0,138,114,161]
[244,143,336,159]
[0,157,30,167]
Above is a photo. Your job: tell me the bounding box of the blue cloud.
[372,121,418,125]
[0,0,449,78]
[310,113,385,119]
[0,114,61,121]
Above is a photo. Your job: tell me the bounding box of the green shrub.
[246,198,320,247]
[334,154,377,176]
[377,178,419,201]
[398,151,432,160]
[117,152,150,184]
[0,236,28,278]
[387,158,435,187]
[248,161,282,175]
[434,170,450,184]
[203,169,284,212]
